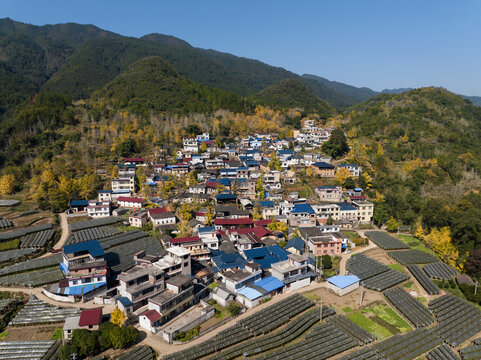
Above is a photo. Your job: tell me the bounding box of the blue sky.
[2,0,481,95]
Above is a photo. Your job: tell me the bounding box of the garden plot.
[163,294,315,360]
[0,267,63,286]
[372,328,442,360]
[407,265,440,295]
[253,322,358,360]
[388,250,438,265]
[0,340,58,360]
[429,294,481,347]
[338,348,381,360]
[384,287,435,328]
[0,218,13,230]
[427,345,461,360]
[0,248,37,263]
[19,229,54,248]
[365,232,410,250]
[326,314,377,345]
[0,254,62,276]
[347,254,409,291]
[0,223,52,241]
[460,344,481,360]
[68,216,123,232]
[423,262,458,280]
[9,296,80,326]
[118,346,155,360]
[66,226,122,245]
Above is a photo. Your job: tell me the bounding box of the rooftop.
[78,307,102,327]
[63,240,104,258]
[166,273,192,288]
[327,275,360,289]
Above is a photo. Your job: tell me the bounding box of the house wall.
[285,277,311,292]
[326,281,359,296]
[139,315,159,334]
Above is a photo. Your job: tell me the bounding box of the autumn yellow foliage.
[424,227,459,267]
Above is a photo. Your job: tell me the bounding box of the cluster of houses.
[57,125,373,342]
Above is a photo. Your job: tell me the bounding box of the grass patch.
[347,312,392,339]
[50,328,63,340]
[397,235,436,256]
[350,303,412,340]
[403,281,413,289]
[303,293,320,302]
[208,282,219,290]
[0,332,8,341]
[212,304,230,320]
[388,263,407,273]
[417,297,427,304]
[343,306,353,313]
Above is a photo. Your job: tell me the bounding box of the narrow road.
[141,280,330,356]
[53,212,69,250]
[338,241,377,275]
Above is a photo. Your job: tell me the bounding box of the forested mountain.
[252,79,334,117]
[97,56,251,115]
[344,87,481,256]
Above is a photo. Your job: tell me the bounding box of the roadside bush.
[227,302,241,316]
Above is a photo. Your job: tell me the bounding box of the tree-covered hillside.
[344,87,481,256]
[97,56,251,115]
[252,79,335,117]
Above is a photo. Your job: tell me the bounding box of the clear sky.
[2,0,481,95]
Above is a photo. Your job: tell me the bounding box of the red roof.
[117,196,145,203]
[214,218,253,226]
[205,181,219,188]
[140,309,161,322]
[227,226,272,238]
[196,212,206,216]
[148,207,168,215]
[253,219,273,227]
[79,307,103,327]
[123,157,146,162]
[170,236,200,244]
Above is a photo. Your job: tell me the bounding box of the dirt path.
[338,241,377,275]
[53,212,69,250]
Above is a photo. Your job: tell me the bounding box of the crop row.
[407,264,440,295]
[422,262,458,280]
[365,232,409,250]
[427,345,460,360]
[388,250,438,265]
[384,286,435,328]
[429,295,481,347]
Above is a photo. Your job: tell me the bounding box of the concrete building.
[326,275,360,296]
[271,254,313,291]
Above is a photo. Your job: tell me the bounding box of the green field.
[397,235,436,255]
[347,303,412,340]
[388,263,407,273]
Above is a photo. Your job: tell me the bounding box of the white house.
[87,201,111,218]
[117,196,145,209]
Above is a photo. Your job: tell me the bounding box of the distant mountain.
[461,95,481,106]
[98,56,250,114]
[252,79,335,117]
[380,88,413,94]
[302,74,377,105]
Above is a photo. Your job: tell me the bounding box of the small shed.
[326,275,360,296]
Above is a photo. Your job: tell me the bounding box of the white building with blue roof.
[326,275,360,296]
[237,276,285,308]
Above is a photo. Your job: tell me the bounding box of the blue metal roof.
[63,239,105,258]
[198,226,216,234]
[215,193,237,200]
[243,246,289,269]
[237,286,263,300]
[338,164,359,168]
[337,202,357,211]
[211,253,246,272]
[278,150,294,155]
[285,237,305,251]
[98,190,113,193]
[117,296,133,307]
[327,275,360,289]
[291,203,315,214]
[312,162,335,169]
[354,188,363,192]
[70,200,89,207]
[256,200,274,208]
[254,276,284,292]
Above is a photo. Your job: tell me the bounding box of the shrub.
[227,302,241,316]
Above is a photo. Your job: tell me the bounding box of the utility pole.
[360,282,365,306]
[319,298,323,323]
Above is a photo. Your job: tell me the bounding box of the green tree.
[268,154,282,171]
[321,128,349,159]
[227,302,241,316]
[386,217,399,232]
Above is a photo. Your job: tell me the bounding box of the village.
[0,119,479,360]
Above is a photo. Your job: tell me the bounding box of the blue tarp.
[59,282,106,296]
